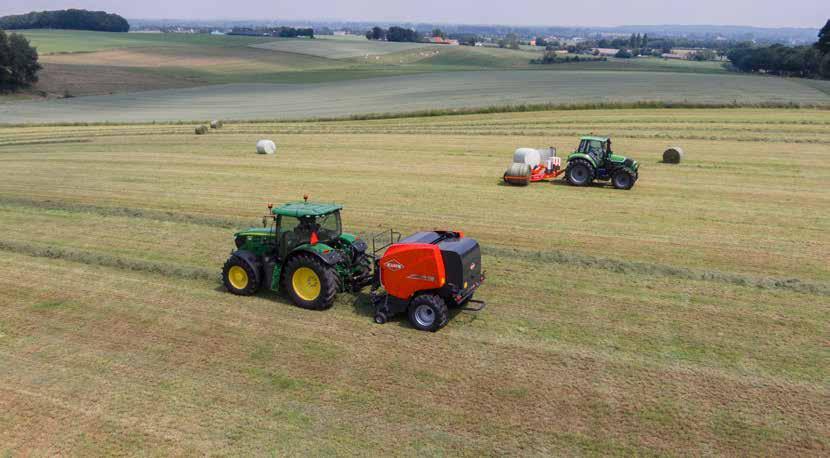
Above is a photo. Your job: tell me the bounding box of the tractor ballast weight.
[371,230,485,332]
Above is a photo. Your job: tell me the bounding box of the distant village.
[130,21,809,64]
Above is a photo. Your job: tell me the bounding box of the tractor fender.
[287,244,346,267]
[230,250,262,284]
[566,153,597,168]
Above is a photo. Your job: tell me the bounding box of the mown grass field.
[3,70,829,124]
[0,108,828,455]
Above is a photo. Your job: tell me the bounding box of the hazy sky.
[1,0,827,28]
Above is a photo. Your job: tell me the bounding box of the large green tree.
[0,30,42,92]
[817,19,830,54]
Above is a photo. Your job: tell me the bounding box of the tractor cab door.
[277,215,306,259]
[579,139,606,164]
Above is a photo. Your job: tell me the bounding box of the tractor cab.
[270,202,343,259]
[576,136,611,162]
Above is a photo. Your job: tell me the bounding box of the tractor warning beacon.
[221,198,485,332]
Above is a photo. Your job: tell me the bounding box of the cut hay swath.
[663,146,684,163]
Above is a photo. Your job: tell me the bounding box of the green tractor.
[221,197,372,310]
[565,136,639,190]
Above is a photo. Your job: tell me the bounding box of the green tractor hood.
[608,153,639,171]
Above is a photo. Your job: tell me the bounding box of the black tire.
[374,313,387,324]
[282,254,338,310]
[408,294,449,332]
[566,159,595,186]
[222,255,260,296]
[612,169,636,190]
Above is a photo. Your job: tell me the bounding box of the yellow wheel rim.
[292,267,321,301]
[228,265,249,290]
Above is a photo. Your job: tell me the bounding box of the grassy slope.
[19,29,274,54]
[9,30,740,98]
[0,108,828,455]
[3,71,829,124]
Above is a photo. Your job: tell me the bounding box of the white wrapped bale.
[210,120,223,129]
[663,147,684,164]
[503,163,532,186]
[256,140,276,155]
[513,148,542,167]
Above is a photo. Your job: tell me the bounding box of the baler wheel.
[283,254,338,310]
[408,294,449,332]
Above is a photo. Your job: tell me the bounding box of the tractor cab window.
[588,141,603,155]
[316,212,342,241]
[277,215,300,233]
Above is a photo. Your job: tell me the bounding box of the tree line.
[230,27,314,38]
[0,30,41,92]
[0,9,130,33]
[365,26,421,42]
[727,20,830,78]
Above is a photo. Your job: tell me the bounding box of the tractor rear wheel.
[566,159,594,186]
[612,169,636,190]
[408,294,449,332]
[282,254,338,310]
[222,256,260,296]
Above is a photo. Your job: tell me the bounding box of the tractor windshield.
[316,212,342,241]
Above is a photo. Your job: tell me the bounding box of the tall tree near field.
[642,33,649,48]
[0,30,42,92]
[817,19,830,54]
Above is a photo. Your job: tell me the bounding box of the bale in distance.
[195,125,208,135]
[503,163,532,186]
[210,120,223,129]
[513,148,542,167]
[256,139,277,155]
[663,147,684,164]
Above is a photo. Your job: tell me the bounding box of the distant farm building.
[429,37,459,45]
[593,48,620,57]
[661,53,687,60]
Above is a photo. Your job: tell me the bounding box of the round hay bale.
[663,147,684,164]
[513,148,541,167]
[256,139,277,155]
[503,163,532,186]
[210,120,223,129]
[195,125,208,135]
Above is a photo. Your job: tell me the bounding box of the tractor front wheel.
[612,169,636,190]
[566,159,595,186]
[282,254,338,310]
[222,256,260,296]
[408,294,449,332]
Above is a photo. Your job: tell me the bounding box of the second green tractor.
[565,136,639,190]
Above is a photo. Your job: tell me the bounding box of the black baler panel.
[438,238,481,289]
